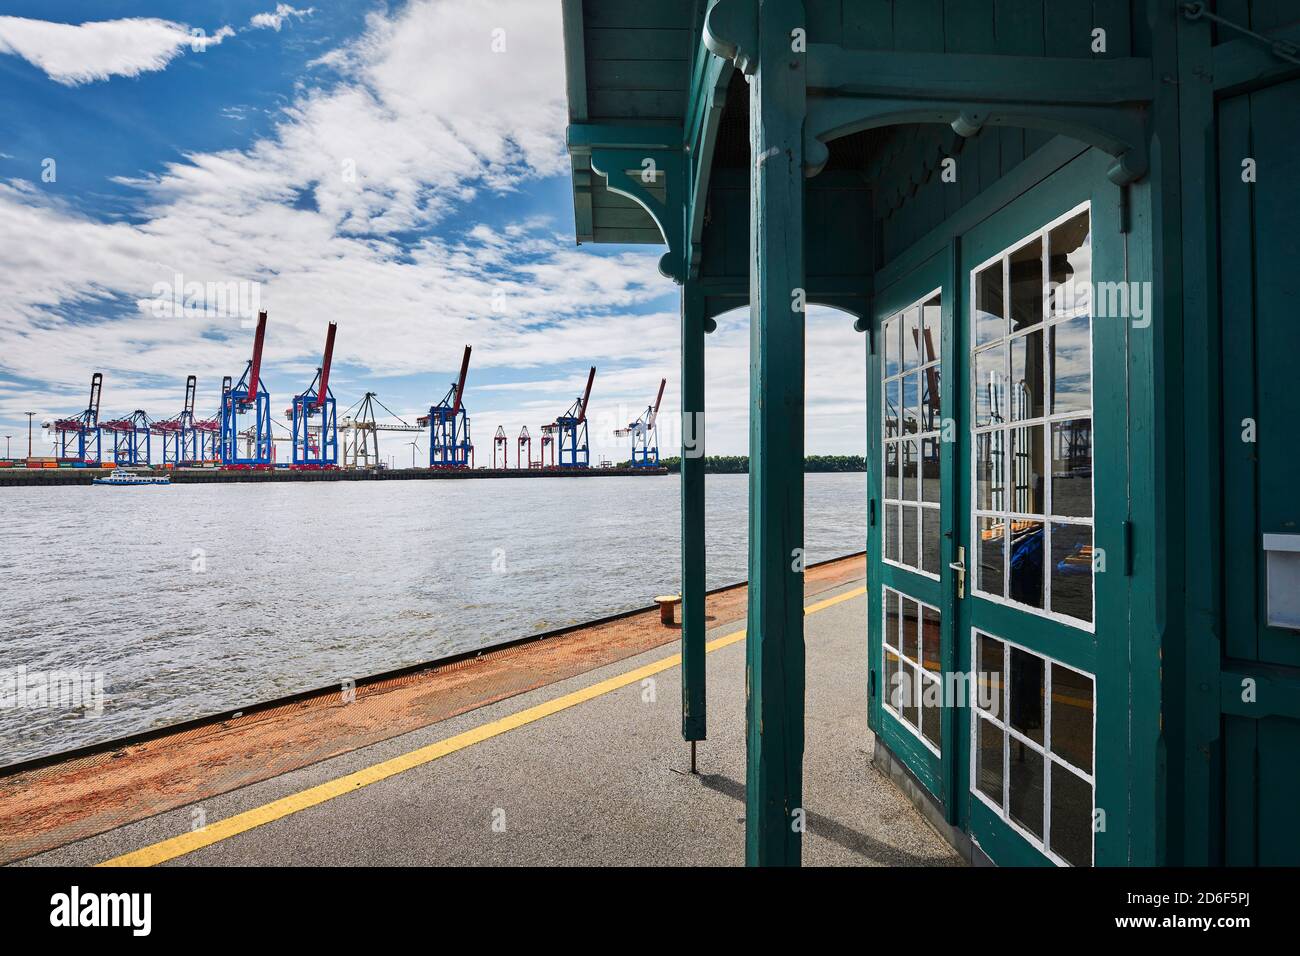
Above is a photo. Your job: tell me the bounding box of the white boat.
[92,471,171,486]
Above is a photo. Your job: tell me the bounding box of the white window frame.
[881,585,942,757]
[882,288,943,580]
[967,200,1097,631]
[968,628,1097,867]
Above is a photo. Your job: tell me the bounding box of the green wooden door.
[1219,74,1300,867]
[868,248,959,809]
[952,151,1131,867]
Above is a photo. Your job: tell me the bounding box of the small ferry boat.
[92,471,171,486]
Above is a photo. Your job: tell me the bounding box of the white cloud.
[0,0,866,458]
[0,16,233,85]
[249,5,315,33]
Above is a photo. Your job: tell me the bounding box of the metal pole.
[681,279,707,755]
[744,0,807,867]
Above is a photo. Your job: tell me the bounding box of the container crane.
[220,311,272,467]
[49,373,103,464]
[338,392,422,469]
[417,345,473,469]
[492,426,508,469]
[101,409,154,466]
[153,375,201,466]
[517,426,532,470]
[552,366,596,468]
[615,377,666,467]
[538,425,555,468]
[288,322,339,468]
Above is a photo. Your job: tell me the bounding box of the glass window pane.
[1009,237,1043,332]
[976,634,1004,719]
[884,316,900,378]
[1008,740,1045,838]
[1048,211,1091,319]
[975,263,1005,346]
[905,663,922,729]
[975,430,1006,511]
[1010,645,1046,746]
[885,379,901,439]
[902,439,918,501]
[1010,329,1045,420]
[1049,313,1091,415]
[976,715,1004,806]
[920,296,941,363]
[1010,424,1044,515]
[977,517,1006,597]
[1050,663,1094,774]
[921,366,941,432]
[884,588,901,649]
[901,598,919,661]
[902,506,918,569]
[902,374,920,436]
[922,508,941,576]
[921,675,942,748]
[884,648,902,713]
[902,306,921,370]
[921,437,940,503]
[921,604,941,673]
[1051,419,1092,518]
[1050,523,1094,623]
[886,504,900,562]
[974,344,1007,427]
[1008,519,1045,608]
[884,440,899,500]
[1050,762,1093,866]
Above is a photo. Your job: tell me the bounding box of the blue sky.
[0,1,864,463]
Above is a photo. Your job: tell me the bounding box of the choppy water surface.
[0,473,864,764]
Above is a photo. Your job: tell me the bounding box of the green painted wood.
[1173,5,1225,867]
[841,0,893,51]
[944,0,996,54]
[893,0,945,53]
[589,89,690,120]
[744,0,808,868]
[587,59,692,91]
[994,0,1045,55]
[1211,24,1300,96]
[1043,1,1094,59]
[681,280,707,743]
[585,28,694,61]
[584,0,698,31]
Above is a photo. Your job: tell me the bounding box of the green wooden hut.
[560,0,1300,866]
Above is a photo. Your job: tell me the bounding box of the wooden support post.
[745,0,807,867]
[681,280,707,745]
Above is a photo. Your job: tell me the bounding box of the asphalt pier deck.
[5,556,961,867]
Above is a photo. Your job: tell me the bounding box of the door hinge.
[869,669,877,698]
[1123,519,1134,576]
[869,497,877,526]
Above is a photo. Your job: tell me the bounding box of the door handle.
[949,545,967,599]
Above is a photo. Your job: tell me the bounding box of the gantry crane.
[551,366,596,468]
[288,322,339,468]
[493,426,508,469]
[220,311,272,467]
[153,375,204,466]
[615,377,666,467]
[338,392,422,469]
[517,426,532,470]
[101,409,154,466]
[418,345,473,469]
[49,373,103,464]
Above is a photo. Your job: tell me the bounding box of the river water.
[0,472,865,765]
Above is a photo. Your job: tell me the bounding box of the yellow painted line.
[99,584,866,867]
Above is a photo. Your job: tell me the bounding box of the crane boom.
[88,372,102,424]
[183,375,196,417]
[315,322,337,408]
[247,311,268,397]
[647,377,666,428]
[450,345,472,418]
[576,366,596,423]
